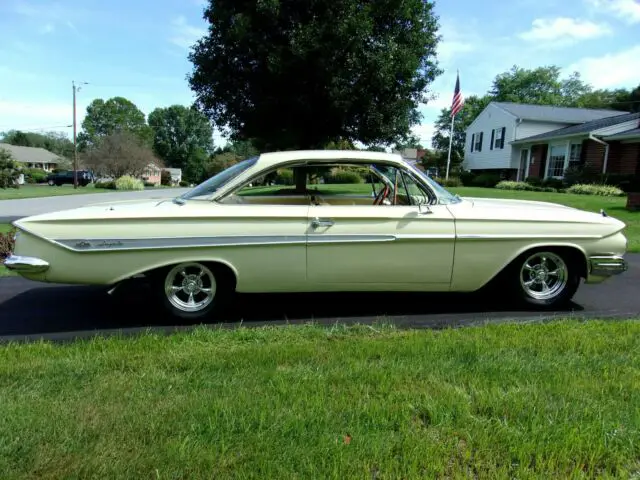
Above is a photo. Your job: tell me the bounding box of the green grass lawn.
[0,320,638,478]
[0,183,174,200]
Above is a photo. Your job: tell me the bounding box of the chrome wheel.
[164,262,216,313]
[519,252,568,301]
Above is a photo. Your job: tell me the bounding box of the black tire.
[504,249,581,309]
[152,261,234,320]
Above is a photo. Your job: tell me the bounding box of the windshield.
[179,156,259,200]
[408,164,462,205]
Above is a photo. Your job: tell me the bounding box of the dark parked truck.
[46,170,93,187]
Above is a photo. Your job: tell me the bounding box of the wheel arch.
[482,242,589,290]
[109,257,240,289]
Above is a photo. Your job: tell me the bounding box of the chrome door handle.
[311,217,334,228]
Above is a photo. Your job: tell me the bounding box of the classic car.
[5,149,629,319]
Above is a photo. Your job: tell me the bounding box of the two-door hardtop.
[5,150,628,319]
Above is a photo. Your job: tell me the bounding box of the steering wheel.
[373,185,390,205]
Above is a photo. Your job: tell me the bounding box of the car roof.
[256,149,404,169]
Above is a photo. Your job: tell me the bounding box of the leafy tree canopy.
[188,0,442,150]
[78,97,152,150]
[148,104,215,175]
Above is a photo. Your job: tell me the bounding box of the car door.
[306,166,456,289]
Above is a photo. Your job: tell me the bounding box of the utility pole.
[73,81,78,188]
[72,80,88,189]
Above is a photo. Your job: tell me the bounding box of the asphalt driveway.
[0,187,190,222]
[0,254,637,342]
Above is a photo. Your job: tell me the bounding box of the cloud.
[411,123,436,148]
[436,21,482,67]
[169,16,207,49]
[11,0,88,35]
[39,23,55,34]
[566,45,640,89]
[519,17,611,44]
[0,99,80,135]
[586,0,640,24]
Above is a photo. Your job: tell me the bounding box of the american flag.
[451,72,464,117]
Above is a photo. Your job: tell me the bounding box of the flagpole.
[445,114,455,180]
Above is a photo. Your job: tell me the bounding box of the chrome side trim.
[53,233,456,252]
[3,255,50,273]
[589,255,628,278]
[457,234,603,240]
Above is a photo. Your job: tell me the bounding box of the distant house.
[0,143,63,172]
[463,102,640,180]
[393,147,427,170]
[163,168,182,185]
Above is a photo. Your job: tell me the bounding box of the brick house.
[463,102,640,181]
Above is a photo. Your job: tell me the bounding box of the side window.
[234,166,297,197]
[396,170,430,206]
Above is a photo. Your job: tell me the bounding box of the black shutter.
[490,130,495,150]
[471,134,475,152]
[478,132,483,152]
[500,127,506,149]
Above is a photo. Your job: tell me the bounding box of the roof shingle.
[493,102,627,124]
[0,143,63,164]
[511,112,640,144]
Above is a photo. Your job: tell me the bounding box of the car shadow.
[0,280,585,338]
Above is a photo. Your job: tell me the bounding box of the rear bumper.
[586,255,628,283]
[2,255,50,273]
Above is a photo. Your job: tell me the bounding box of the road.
[0,187,190,222]
[0,254,638,342]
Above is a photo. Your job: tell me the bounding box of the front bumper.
[2,255,50,273]
[587,255,628,283]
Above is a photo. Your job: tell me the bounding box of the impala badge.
[75,240,91,249]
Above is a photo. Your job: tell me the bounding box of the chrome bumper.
[587,255,628,282]
[2,255,50,273]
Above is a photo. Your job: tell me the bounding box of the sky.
[0,0,638,149]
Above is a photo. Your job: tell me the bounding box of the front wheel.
[155,261,231,320]
[508,250,580,308]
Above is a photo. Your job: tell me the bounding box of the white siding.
[463,104,517,170]
[514,120,572,140]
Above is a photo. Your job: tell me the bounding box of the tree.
[78,97,153,149]
[188,0,442,152]
[431,95,491,169]
[0,148,20,189]
[147,105,215,178]
[81,131,162,179]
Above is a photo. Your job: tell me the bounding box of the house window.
[473,132,483,152]
[491,127,505,149]
[568,142,582,167]
[547,144,566,178]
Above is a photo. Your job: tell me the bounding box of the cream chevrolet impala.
[5,150,629,319]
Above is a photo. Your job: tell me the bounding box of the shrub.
[94,180,116,189]
[525,176,542,187]
[0,226,17,259]
[433,176,462,187]
[0,148,20,189]
[459,170,475,186]
[115,175,144,191]
[542,177,563,190]
[179,180,189,187]
[22,168,48,184]
[325,168,363,184]
[143,181,156,187]
[471,173,501,188]
[566,183,625,197]
[161,170,172,186]
[496,180,539,191]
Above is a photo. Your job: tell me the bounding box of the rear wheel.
[507,250,581,308]
[156,261,232,320]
